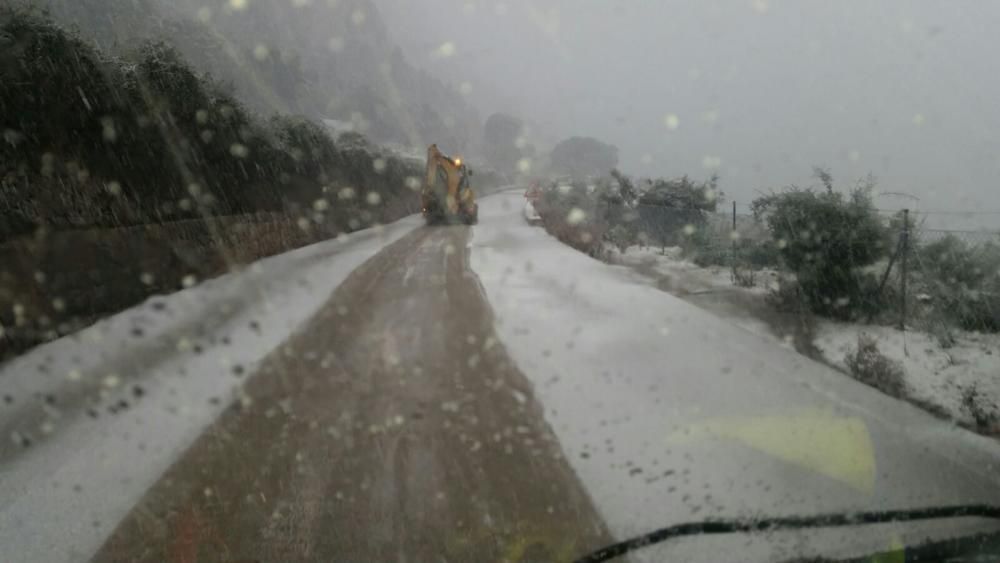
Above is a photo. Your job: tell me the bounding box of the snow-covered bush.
[534,180,611,258]
[639,174,722,212]
[916,236,1000,332]
[732,267,756,288]
[767,278,809,313]
[752,182,889,320]
[681,225,727,267]
[605,225,635,253]
[628,175,721,261]
[844,334,907,397]
[961,384,999,430]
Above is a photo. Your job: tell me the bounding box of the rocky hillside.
[35,0,482,152]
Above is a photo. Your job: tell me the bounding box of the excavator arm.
[422,144,478,225]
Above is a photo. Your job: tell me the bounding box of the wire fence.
[634,201,1000,331]
[675,206,1000,263]
[912,228,1000,246]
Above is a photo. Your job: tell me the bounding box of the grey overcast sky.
[375,0,1000,225]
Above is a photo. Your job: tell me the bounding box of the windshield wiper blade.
[574,504,1000,563]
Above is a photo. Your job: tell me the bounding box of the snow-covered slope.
[0,215,421,563]
[469,191,1000,562]
[816,322,1000,427]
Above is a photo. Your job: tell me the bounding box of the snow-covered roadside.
[608,245,795,348]
[615,245,1000,433]
[611,245,776,296]
[815,323,1000,427]
[0,215,421,563]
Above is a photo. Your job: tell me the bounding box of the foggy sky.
[375,0,1000,226]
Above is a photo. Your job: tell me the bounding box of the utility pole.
[900,208,909,331]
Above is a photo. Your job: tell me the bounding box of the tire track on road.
[95,225,611,562]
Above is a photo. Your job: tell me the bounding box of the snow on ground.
[470,192,1000,562]
[815,323,1000,427]
[615,244,1000,430]
[612,244,778,296]
[609,244,789,347]
[0,215,421,563]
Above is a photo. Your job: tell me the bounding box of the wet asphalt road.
[94,225,611,562]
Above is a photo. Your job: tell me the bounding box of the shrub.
[916,236,1000,332]
[534,181,610,257]
[741,239,782,269]
[767,279,809,313]
[732,267,756,288]
[639,174,722,213]
[752,183,889,320]
[681,226,728,267]
[631,174,719,254]
[961,384,999,429]
[605,225,636,253]
[844,333,907,397]
[682,236,783,271]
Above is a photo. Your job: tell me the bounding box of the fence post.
[730,201,737,281]
[900,209,909,330]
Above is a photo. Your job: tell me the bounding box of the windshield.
[3,1,1000,562]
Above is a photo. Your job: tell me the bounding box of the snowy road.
[3,191,1000,562]
[471,192,1000,561]
[94,219,610,562]
[0,216,425,562]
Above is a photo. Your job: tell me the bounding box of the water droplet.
[229,143,249,158]
[433,41,457,58]
[566,208,587,225]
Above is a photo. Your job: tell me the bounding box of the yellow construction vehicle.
[422,144,478,225]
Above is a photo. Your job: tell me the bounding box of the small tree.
[609,169,638,206]
[549,137,619,179]
[752,183,888,319]
[639,174,721,213]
